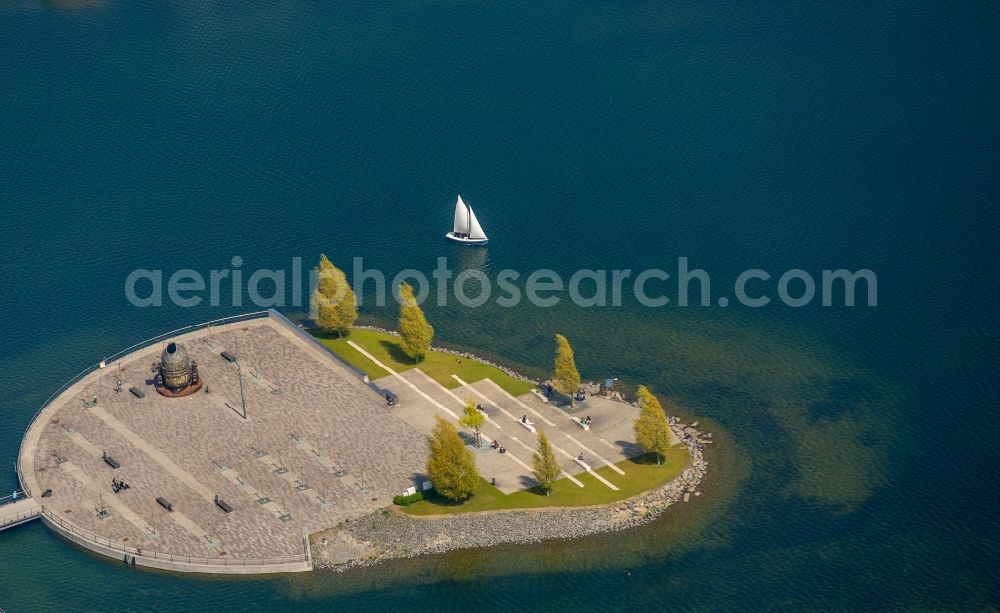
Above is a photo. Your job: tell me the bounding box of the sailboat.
[445,195,489,245]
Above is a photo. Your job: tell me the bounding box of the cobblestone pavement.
[27,318,427,560]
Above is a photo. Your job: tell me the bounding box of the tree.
[426,415,479,501]
[552,334,581,396]
[397,282,434,362]
[313,254,357,337]
[634,385,673,464]
[458,398,486,448]
[532,430,561,495]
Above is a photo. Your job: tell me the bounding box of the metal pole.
[236,361,247,419]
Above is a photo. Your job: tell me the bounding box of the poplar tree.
[426,415,479,501]
[313,254,357,337]
[634,385,673,464]
[552,334,581,396]
[397,282,434,362]
[532,430,561,495]
[458,398,486,448]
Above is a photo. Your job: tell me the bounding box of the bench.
[220,350,237,363]
[102,453,121,469]
[573,418,590,431]
[214,497,233,513]
[156,497,173,512]
[531,389,550,403]
[129,387,145,399]
[518,420,536,433]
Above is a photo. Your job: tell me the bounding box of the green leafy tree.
[426,415,479,501]
[634,385,673,464]
[458,398,486,448]
[397,282,434,362]
[313,254,357,337]
[552,334,581,396]
[532,430,561,495]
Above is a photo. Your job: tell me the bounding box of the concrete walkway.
[347,341,459,419]
[468,379,626,477]
[0,498,41,531]
[345,343,549,492]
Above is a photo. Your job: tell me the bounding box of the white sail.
[467,204,487,240]
[453,195,470,235]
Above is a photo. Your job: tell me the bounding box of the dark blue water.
[1,1,997,610]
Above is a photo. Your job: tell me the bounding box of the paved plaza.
[20,317,428,563]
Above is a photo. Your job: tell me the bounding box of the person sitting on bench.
[521,415,535,426]
[490,439,499,449]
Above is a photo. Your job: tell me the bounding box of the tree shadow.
[625,453,662,466]
[520,484,550,497]
[310,329,352,341]
[614,440,644,456]
[457,431,480,447]
[378,339,418,365]
[419,490,466,507]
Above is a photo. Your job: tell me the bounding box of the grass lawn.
[313,327,535,397]
[400,449,690,515]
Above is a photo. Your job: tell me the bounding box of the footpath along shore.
[311,417,711,570]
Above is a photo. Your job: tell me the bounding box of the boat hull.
[445,232,488,245]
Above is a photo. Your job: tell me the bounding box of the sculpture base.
[155,380,203,398]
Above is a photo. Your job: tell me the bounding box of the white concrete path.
[345,342,536,486]
[477,380,626,476]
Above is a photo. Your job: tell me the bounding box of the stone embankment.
[311,418,712,571]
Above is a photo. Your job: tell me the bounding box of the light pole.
[235,361,247,419]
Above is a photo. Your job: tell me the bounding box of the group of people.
[112,476,131,493]
[580,415,592,426]
[489,439,507,454]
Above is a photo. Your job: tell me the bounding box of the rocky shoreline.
[311,418,711,571]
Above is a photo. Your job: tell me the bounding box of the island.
[12,260,710,574]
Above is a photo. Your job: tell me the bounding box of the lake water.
[0,1,997,610]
